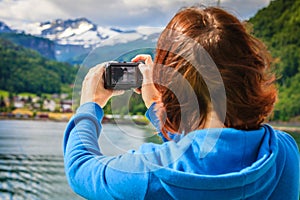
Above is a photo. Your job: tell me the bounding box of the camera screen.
[111,66,136,85]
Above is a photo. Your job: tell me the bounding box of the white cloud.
[0,0,68,22]
[0,0,271,28]
[219,0,270,20]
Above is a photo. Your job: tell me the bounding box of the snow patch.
[4,18,162,48]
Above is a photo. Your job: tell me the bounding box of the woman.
[63,6,299,200]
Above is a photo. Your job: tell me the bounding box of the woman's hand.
[80,64,124,107]
[131,54,160,108]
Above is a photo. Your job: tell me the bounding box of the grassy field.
[0,90,9,97]
[0,90,58,99]
[9,108,73,121]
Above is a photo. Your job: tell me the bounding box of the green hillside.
[249,0,300,121]
[0,38,77,94]
[0,32,56,60]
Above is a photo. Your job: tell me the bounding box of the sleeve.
[63,102,149,200]
[145,103,185,143]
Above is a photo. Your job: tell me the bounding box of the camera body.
[104,62,143,90]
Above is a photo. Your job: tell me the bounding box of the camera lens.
[112,67,124,83]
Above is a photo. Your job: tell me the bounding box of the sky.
[0,0,271,28]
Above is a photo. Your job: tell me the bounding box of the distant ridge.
[0,21,14,33]
[0,32,56,60]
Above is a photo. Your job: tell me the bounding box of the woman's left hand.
[131,54,160,108]
[80,64,124,107]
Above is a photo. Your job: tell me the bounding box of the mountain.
[249,0,300,121]
[0,21,14,33]
[0,21,56,60]
[249,0,300,80]
[0,32,56,60]
[12,18,162,63]
[78,34,158,67]
[20,17,160,47]
[22,18,108,47]
[0,38,77,94]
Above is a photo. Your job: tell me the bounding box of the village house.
[61,100,73,113]
[43,99,56,112]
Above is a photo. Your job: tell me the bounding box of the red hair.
[153,6,277,138]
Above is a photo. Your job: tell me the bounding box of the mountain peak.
[40,17,97,37]
[46,17,95,28]
[0,21,14,33]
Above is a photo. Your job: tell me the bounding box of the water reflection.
[0,154,76,200]
[0,120,153,200]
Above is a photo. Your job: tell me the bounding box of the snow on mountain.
[15,18,162,48]
[2,18,162,63]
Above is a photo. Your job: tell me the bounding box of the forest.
[249,0,300,121]
[0,38,77,95]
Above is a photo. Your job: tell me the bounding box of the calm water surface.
[1,120,299,200]
[0,120,154,200]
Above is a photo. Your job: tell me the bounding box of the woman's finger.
[86,64,105,80]
[92,64,105,75]
[131,54,153,65]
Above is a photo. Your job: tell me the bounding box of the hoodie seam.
[242,130,246,199]
[144,171,151,199]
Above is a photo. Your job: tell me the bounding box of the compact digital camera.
[104,62,143,90]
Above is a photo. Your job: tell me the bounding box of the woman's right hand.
[131,54,160,108]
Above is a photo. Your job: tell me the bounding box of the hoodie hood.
[144,124,283,199]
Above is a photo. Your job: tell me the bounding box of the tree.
[0,96,6,112]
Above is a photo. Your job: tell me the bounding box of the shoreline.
[270,125,300,133]
[1,116,300,132]
[0,115,150,125]
[269,122,300,133]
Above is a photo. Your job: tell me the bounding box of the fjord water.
[1,120,299,200]
[0,120,152,200]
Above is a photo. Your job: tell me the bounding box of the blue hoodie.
[63,102,299,200]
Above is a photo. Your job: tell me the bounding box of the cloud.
[0,0,271,28]
[220,0,270,20]
[47,0,189,27]
[0,0,68,22]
